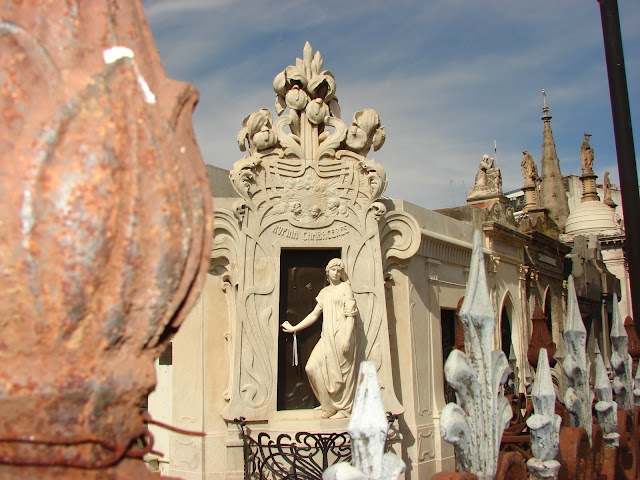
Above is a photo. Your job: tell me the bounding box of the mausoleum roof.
[563,200,622,239]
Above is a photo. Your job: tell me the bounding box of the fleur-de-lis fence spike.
[526,348,562,480]
[561,275,593,445]
[440,229,512,480]
[610,293,634,411]
[594,342,620,447]
[323,361,405,480]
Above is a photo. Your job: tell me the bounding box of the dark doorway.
[277,248,340,410]
[501,306,512,358]
[544,291,553,339]
[440,308,457,405]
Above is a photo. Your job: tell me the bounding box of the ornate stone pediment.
[230,42,387,232]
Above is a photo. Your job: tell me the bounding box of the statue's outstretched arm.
[282,304,322,333]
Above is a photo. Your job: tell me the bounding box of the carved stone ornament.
[0,2,213,477]
[440,229,512,480]
[230,42,387,227]
[609,293,635,411]
[223,42,414,421]
[526,349,561,480]
[561,276,594,445]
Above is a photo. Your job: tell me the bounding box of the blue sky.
[142,0,640,209]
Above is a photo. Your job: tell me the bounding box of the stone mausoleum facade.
[148,44,628,479]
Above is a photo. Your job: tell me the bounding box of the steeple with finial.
[539,90,570,231]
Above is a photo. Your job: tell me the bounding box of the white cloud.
[144,0,640,209]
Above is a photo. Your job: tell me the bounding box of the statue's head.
[326,258,347,282]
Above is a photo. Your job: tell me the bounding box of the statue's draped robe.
[306,281,357,417]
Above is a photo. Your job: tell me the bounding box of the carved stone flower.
[238,108,277,152]
[252,126,277,151]
[308,70,336,103]
[345,109,385,153]
[285,85,309,111]
[273,65,308,115]
[306,98,329,125]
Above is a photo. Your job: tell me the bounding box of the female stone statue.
[580,133,594,173]
[281,258,357,418]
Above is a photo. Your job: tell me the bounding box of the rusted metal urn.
[0,1,212,477]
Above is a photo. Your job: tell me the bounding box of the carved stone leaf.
[316,116,347,161]
[274,115,304,158]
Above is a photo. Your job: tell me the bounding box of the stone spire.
[539,90,570,230]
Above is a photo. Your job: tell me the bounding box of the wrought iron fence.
[232,413,399,480]
[233,418,351,479]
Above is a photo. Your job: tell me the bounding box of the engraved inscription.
[302,226,349,242]
[272,224,300,240]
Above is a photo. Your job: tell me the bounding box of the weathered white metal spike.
[561,274,593,445]
[439,228,510,480]
[634,361,640,406]
[349,362,389,477]
[527,348,561,478]
[609,292,634,411]
[594,347,611,395]
[610,293,627,339]
[459,229,494,324]
[532,349,554,401]
[565,276,585,335]
[594,347,619,447]
[324,362,405,480]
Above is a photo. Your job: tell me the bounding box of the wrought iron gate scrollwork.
[233,418,352,479]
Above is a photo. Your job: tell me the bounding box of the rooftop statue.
[521,150,539,187]
[579,133,594,174]
[468,154,503,201]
